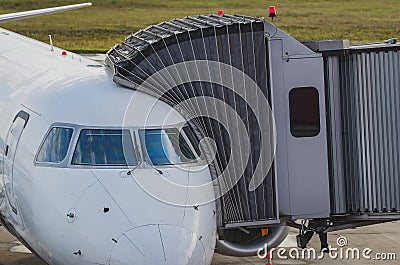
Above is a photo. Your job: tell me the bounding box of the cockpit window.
[139,128,197,166]
[72,129,137,166]
[36,127,73,163]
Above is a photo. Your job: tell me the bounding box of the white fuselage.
[0,27,216,265]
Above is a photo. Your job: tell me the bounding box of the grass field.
[1,0,400,52]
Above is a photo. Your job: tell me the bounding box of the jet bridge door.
[283,57,330,218]
[2,111,29,214]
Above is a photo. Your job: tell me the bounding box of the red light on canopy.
[269,6,277,20]
[61,51,67,56]
[218,10,224,16]
[269,6,276,14]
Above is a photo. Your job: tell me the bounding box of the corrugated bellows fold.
[326,47,400,214]
[106,14,277,226]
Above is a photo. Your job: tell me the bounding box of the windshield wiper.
[127,161,143,176]
[126,161,163,175]
[144,161,163,175]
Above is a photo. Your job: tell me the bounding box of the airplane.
[0,3,291,265]
[0,3,221,265]
[3,2,399,265]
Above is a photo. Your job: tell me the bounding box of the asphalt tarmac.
[0,221,398,265]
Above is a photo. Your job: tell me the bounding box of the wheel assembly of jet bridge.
[106,12,400,256]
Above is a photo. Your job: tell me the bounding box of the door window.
[289,87,320,137]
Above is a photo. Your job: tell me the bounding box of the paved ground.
[0,222,398,265]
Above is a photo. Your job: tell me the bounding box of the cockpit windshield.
[72,129,137,166]
[139,127,198,166]
[36,125,201,168]
[36,127,73,163]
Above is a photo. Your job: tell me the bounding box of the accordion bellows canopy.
[106,14,277,225]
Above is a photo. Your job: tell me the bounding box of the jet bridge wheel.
[216,225,289,257]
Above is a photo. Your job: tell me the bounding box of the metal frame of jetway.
[106,14,400,234]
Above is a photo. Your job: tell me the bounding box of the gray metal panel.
[283,56,331,219]
[268,38,291,216]
[302,40,350,52]
[267,23,331,219]
[326,48,400,214]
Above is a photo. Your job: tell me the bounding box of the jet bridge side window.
[72,129,137,166]
[36,127,74,163]
[289,87,321,138]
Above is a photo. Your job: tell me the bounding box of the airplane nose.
[109,224,206,265]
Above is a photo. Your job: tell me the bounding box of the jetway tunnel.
[106,13,400,251]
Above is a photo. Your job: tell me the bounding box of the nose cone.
[110,224,206,265]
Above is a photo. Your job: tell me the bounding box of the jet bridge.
[106,14,400,235]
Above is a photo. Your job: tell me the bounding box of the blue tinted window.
[72,129,137,166]
[37,127,73,163]
[140,128,197,166]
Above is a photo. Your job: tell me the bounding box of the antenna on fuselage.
[48,35,54,52]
